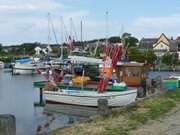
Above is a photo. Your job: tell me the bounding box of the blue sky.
[1,0,180,45]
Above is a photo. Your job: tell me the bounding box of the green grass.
[51,89,180,135]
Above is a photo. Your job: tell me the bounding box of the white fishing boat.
[43,88,137,107]
[0,61,4,69]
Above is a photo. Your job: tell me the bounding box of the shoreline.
[50,89,180,135]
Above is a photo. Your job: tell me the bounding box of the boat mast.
[48,13,51,47]
[105,11,109,47]
[69,18,73,55]
[60,16,64,60]
[80,20,83,50]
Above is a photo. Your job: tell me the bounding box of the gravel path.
[130,108,180,135]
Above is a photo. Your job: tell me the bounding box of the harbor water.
[0,70,178,135]
[0,70,94,135]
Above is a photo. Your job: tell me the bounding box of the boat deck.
[34,81,134,92]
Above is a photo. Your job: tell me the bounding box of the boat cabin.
[115,62,149,87]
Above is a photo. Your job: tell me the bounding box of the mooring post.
[34,87,45,107]
[40,88,43,105]
[0,114,16,135]
[156,76,163,94]
[98,98,110,117]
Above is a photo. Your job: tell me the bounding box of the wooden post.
[137,87,144,98]
[40,88,43,105]
[0,115,16,135]
[98,98,110,117]
[34,87,45,107]
[155,76,164,95]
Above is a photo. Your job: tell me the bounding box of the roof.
[170,40,179,51]
[139,38,158,49]
[139,34,179,51]
[153,40,169,48]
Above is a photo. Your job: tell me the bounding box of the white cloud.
[1,0,180,45]
[126,14,180,38]
[0,0,65,12]
[0,0,91,45]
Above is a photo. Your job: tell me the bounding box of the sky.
[1,0,180,45]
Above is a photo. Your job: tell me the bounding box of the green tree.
[128,48,145,62]
[0,44,2,53]
[122,33,139,48]
[108,36,121,43]
[143,50,157,64]
[162,52,178,67]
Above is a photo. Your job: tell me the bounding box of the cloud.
[0,0,91,45]
[0,0,65,12]
[2,0,180,45]
[126,14,180,38]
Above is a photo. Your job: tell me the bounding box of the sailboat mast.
[69,18,73,55]
[105,11,109,47]
[80,20,83,49]
[48,13,51,47]
[60,16,64,60]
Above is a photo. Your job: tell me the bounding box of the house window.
[161,44,163,48]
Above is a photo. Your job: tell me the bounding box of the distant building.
[139,33,180,58]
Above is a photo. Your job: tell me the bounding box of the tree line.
[0,33,179,67]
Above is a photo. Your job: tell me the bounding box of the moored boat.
[0,61,4,69]
[34,81,137,107]
[13,58,47,75]
[34,45,138,107]
[163,73,180,90]
[43,87,137,107]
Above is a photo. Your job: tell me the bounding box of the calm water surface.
[0,70,87,135]
[0,70,178,135]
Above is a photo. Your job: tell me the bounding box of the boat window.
[131,67,140,76]
[123,67,140,77]
[124,68,131,76]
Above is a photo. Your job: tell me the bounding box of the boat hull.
[0,62,4,69]
[13,63,47,75]
[43,89,137,107]
[13,68,35,74]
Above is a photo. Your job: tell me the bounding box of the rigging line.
[60,16,64,44]
[72,20,78,41]
[70,18,78,41]
[49,16,59,44]
[47,13,51,46]
[61,19,69,43]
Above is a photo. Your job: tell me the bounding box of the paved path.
[130,108,180,135]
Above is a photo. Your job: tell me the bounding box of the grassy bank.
[51,89,180,135]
